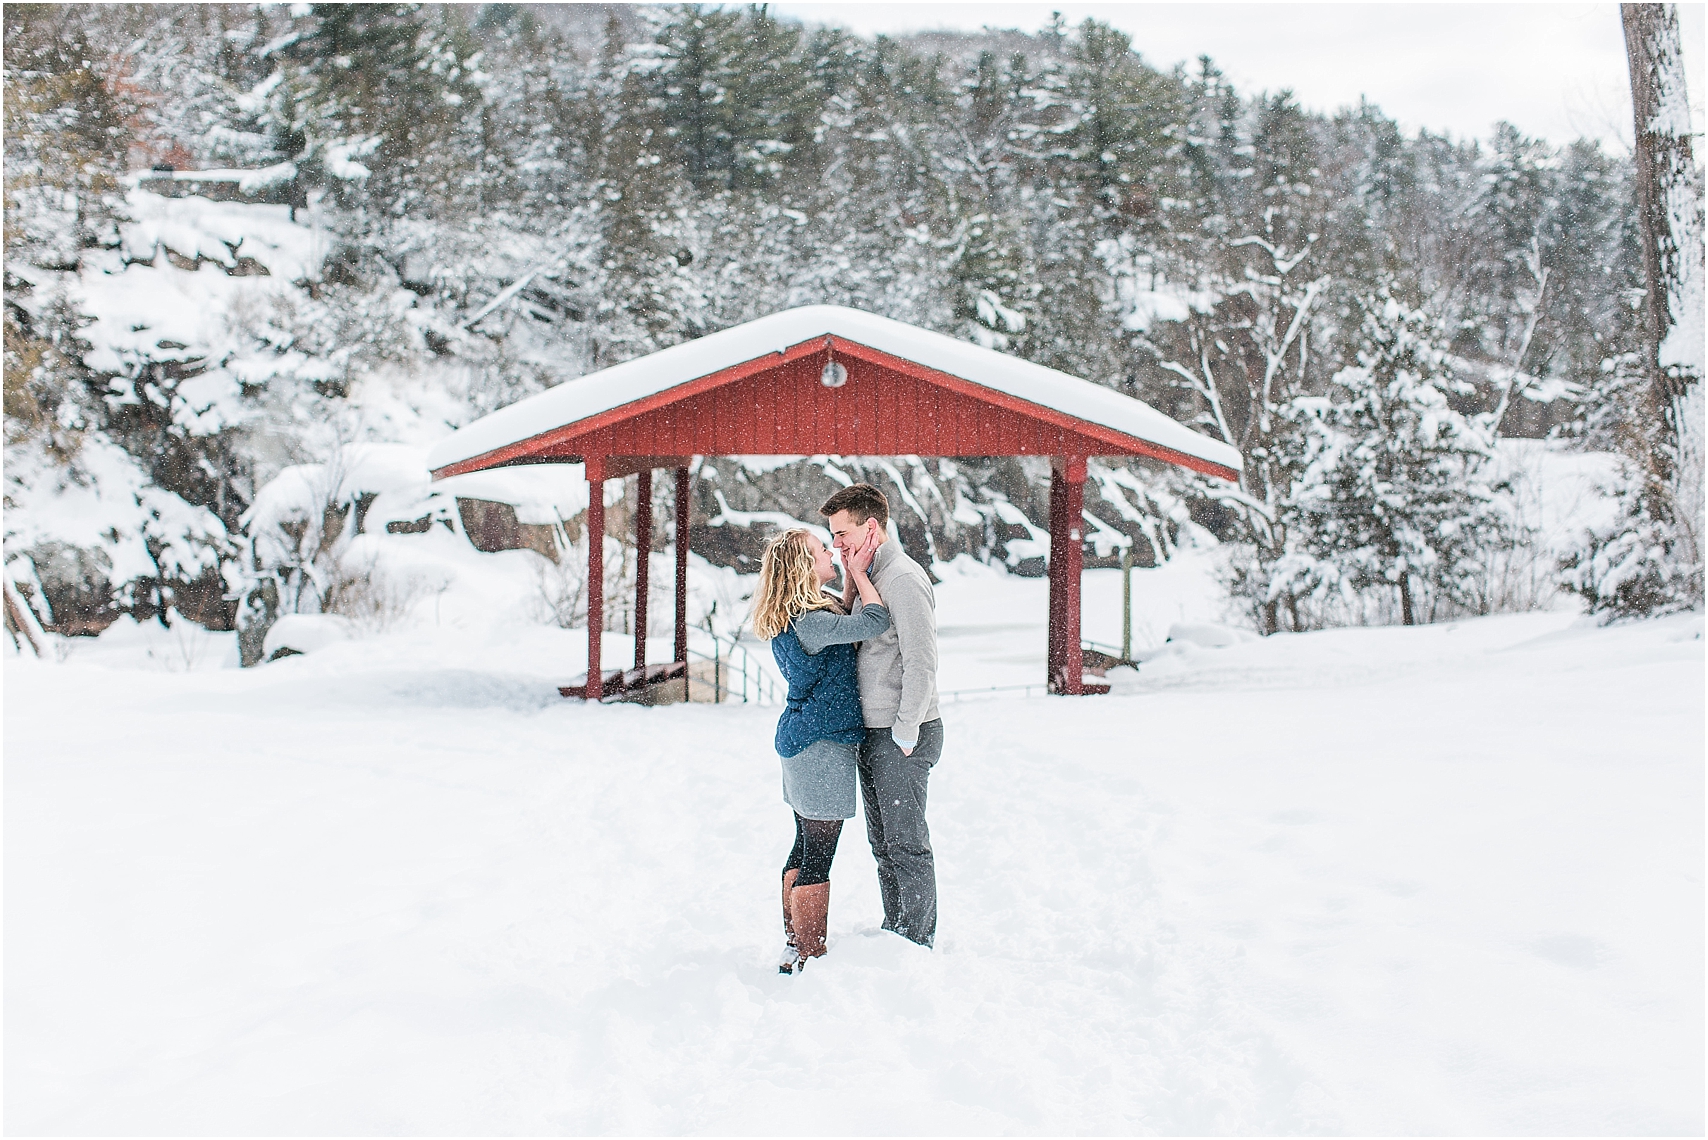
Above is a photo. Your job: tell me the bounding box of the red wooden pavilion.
[426,305,1241,700]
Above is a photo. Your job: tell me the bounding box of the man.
[820,483,942,947]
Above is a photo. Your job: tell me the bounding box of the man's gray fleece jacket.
[849,538,939,745]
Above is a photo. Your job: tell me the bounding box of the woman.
[750,525,888,974]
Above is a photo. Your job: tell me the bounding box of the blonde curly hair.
[750,528,840,640]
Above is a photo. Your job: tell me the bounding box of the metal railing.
[685,631,784,705]
[937,640,1134,703]
[938,681,1053,702]
[675,638,1131,707]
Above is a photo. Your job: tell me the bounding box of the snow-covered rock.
[261,613,354,659]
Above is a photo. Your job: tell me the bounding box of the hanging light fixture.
[820,339,847,388]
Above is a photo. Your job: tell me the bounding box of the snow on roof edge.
[427,305,1242,475]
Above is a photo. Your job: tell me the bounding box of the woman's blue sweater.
[770,603,891,757]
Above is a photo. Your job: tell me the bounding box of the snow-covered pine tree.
[648,4,818,193]
[942,49,1035,354]
[1020,21,1170,384]
[1,6,135,267]
[1275,291,1509,626]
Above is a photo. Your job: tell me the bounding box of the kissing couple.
[748,483,944,974]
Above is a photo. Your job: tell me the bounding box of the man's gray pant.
[858,719,943,946]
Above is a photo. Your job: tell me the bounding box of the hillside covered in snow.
[4,3,1677,658]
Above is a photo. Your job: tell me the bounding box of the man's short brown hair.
[819,483,889,528]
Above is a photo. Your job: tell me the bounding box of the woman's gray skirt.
[780,738,859,821]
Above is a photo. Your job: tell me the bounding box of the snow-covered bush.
[1561,470,1700,619]
[1462,445,1569,616]
[532,533,626,634]
[320,554,435,636]
[1562,387,1705,619]
[239,462,351,625]
[235,444,432,663]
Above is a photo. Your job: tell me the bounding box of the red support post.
[1047,471,1064,687]
[585,463,605,701]
[1049,456,1086,695]
[634,471,652,671]
[1062,466,1085,695]
[675,465,690,669]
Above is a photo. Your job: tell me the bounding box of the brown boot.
[779,869,802,973]
[781,868,800,944]
[790,882,831,961]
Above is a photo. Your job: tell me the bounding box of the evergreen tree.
[1275,292,1509,625]
[261,4,486,220]
[3,4,137,265]
[582,13,690,360]
[1054,20,1179,227]
[1322,98,1414,289]
[648,5,818,192]
[3,6,138,471]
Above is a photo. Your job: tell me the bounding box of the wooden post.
[675,465,690,669]
[1049,456,1086,695]
[1047,471,1064,688]
[634,471,652,671]
[586,461,605,701]
[1121,543,1133,663]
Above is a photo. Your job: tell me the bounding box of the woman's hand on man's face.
[845,522,881,575]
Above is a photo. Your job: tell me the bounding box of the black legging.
[783,813,844,887]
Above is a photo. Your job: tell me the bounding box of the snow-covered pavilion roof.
[427,305,1242,477]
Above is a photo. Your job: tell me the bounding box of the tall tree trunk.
[1623,2,1704,583]
[1622,3,1704,420]
[1398,574,1414,626]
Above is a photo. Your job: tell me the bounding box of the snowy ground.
[6,559,1703,1134]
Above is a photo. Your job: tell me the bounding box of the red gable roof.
[429,307,1241,481]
